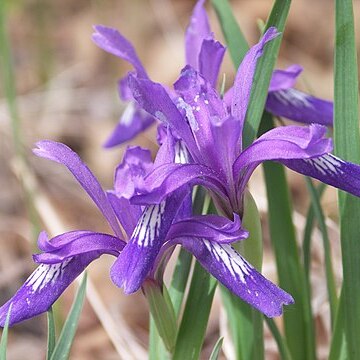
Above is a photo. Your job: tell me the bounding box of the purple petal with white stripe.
[266,88,333,126]
[185,0,211,69]
[33,141,122,238]
[103,102,155,148]
[92,25,148,78]
[168,214,248,244]
[282,153,360,198]
[110,189,189,293]
[181,238,294,317]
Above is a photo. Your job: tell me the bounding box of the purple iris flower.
[94,0,332,148]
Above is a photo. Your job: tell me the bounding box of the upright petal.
[110,188,189,293]
[281,154,360,198]
[33,141,123,238]
[266,88,333,126]
[103,102,155,148]
[185,0,211,69]
[268,64,303,92]
[92,25,148,78]
[167,214,248,244]
[231,27,280,133]
[199,39,226,87]
[180,238,294,317]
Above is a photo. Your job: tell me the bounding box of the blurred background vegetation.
[0,0,359,359]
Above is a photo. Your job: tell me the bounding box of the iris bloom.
[95,0,332,148]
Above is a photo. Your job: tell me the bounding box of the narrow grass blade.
[209,337,224,360]
[50,273,87,360]
[305,178,337,325]
[261,114,316,360]
[243,0,291,148]
[211,0,248,67]
[149,317,169,360]
[302,182,326,279]
[265,318,292,360]
[0,304,12,360]
[172,261,217,360]
[333,0,360,358]
[47,307,56,360]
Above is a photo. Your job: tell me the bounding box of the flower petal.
[33,230,125,264]
[110,188,189,293]
[181,238,294,317]
[103,102,155,148]
[199,39,226,87]
[185,0,211,69]
[0,253,100,326]
[266,88,333,126]
[168,214,248,243]
[231,27,280,132]
[92,25,148,78]
[281,154,360,197]
[131,163,228,205]
[268,64,303,92]
[33,141,123,238]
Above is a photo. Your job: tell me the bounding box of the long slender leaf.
[0,304,12,360]
[209,337,224,360]
[261,114,316,360]
[333,0,360,358]
[243,0,291,148]
[47,307,56,360]
[265,318,292,360]
[305,178,337,325]
[211,0,248,67]
[50,274,87,360]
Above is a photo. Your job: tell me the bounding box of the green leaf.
[0,304,12,360]
[261,114,316,360]
[243,0,291,148]
[50,274,87,360]
[265,318,292,360]
[172,261,217,360]
[333,0,360,358]
[211,0,248,67]
[47,307,56,360]
[149,316,169,360]
[209,337,224,360]
[305,178,337,325]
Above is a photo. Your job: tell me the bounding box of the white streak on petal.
[273,88,312,108]
[121,102,136,126]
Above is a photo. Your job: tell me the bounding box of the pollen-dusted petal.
[92,25,148,78]
[282,154,360,198]
[181,239,294,317]
[0,253,98,326]
[33,141,122,238]
[103,102,155,148]
[168,214,248,244]
[185,0,211,69]
[266,88,333,126]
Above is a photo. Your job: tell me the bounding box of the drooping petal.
[281,154,360,198]
[185,0,211,69]
[34,230,125,264]
[131,163,228,205]
[103,102,155,148]
[110,188,189,293]
[128,74,199,158]
[92,25,148,78]
[266,88,333,126]
[268,64,303,92]
[233,124,333,186]
[114,146,153,199]
[199,39,226,87]
[167,214,248,243]
[0,253,102,326]
[231,27,280,133]
[180,238,294,317]
[33,141,123,238]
